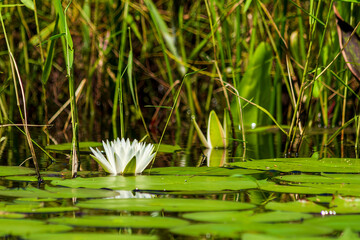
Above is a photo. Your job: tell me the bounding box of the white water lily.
[90,138,155,175]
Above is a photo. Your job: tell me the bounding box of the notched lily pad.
[0,186,118,199]
[26,232,158,240]
[182,210,312,223]
[230,158,360,173]
[0,218,72,237]
[49,215,188,228]
[145,167,261,176]
[0,166,35,177]
[77,198,255,212]
[51,175,259,192]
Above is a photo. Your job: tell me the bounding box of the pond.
[0,127,359,240]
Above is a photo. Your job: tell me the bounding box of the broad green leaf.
[0,219,72,237]
[77,198,255,212]
[231,42,273,126]
[230,158,360,173]
[0,186,118,199]
[276,173,360,184]
[182,211,312,223]
[26,233,158,240]
[52,175,259,192]
[208,110,226,148]
[0,166,34,176]
[242,233,335,240]
[20,0,34,10]
[144,166,261,176]
[46,141,102,152]
[0,202,78,213]
[265,201,327,213]
[153,143,181,153]
[305,215,360,231]
[329,196,360,213]
[49,215,188,228]
[170,222,332,238]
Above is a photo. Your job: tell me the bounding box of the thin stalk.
[32,0,44,63]
[0,8,42,182]
[112,0,129,139]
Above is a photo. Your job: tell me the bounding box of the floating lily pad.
[52,175,259,192]
[170,223,332,238]
[46,141,102,152]
[265,201,327,213]
[1,204,78,214]
[5,176,57,182]
[0,219,72,237]
[230,158,360,173]
[145,167,261,176]
[329,196,360,214]
[26,233,158,240]
[0,212,25,219]
[0,186,118,199]
[242,233,335,240]
[259,181,329,195]
[49,215,188,228]
[305,215,360,231]
[0,166,34,176]
[154,143,181,153]
[182,211,312,223]
[276,174,360,184]
[307,196,333,203]
[77,198,255,212]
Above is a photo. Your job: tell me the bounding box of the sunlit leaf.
[26,233,158,240]
[20,0,34,10]
[77,198,255,212]
[144,166,261,175]
[208,110,226,148]
[266,201,327,213]
[52,175,259,192]
[0,166,34,177]
[49,215,188,228]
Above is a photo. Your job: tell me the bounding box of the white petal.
[135,143,155,173]
[89,147,115,174]
[102,140,117,173]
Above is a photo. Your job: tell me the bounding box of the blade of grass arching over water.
[54,0,79,178]
[151,69,203,170]
[0,6,42,182]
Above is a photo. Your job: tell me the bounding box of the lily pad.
[259,181,329,195]
[0,203,78,213]
[49,215,188,228]
[26,233,158,240]
[242,233,335,240]
[77,198,255,212]
[0,166,34,176]
[230,158,360,173]
[170,222,332,238]
[145,167,261,176]
[265,201,327,213]
[0,186,118,199]
[52,175,259,192]
[182,211,312,223]
[276,174,360,184]
[305,215,360,231]
[0,218,72,237]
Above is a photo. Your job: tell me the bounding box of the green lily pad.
[230,158,360,173]
[265,201,327,213]
[0,186,118,199]
[52,175,259,192]
[170,223,333,238]
[259,181,329,195]
[46,141,102,152]
[329,196,360,214]
[305,215,360,231]
[0,204,78,213]
[242,233,335,240]
[0,166,35,176]
[77,198,255,212]
[154,143,181,153]
[0,212,25,219]
[26,233,158,240]
[182,211,312,223]
[145,167,261,176]
[0,218,72,237]
[276,174,360,184]
[49,215,188,228]
[307,196,333,203]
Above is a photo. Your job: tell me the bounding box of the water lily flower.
[192,110,228,149]
[90,138,155,175]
